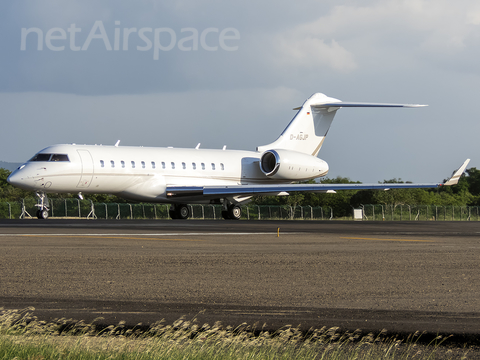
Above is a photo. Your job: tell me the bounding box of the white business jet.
[7,93,470,220]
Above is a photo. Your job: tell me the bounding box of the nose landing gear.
[35,192,49,219]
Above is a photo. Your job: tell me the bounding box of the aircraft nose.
[7,170,22,186]
[7,166,31,190]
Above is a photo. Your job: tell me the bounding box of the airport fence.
[0,198,479,221]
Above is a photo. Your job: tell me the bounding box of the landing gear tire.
[228,205,241,220]
[177,204,190,220]
[36,209,49,220]
[169,208,178,219]
[222,205,241,220]
[169,204,190,220]
[222,210,230,220]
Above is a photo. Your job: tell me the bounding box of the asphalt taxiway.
[0,219,479,342]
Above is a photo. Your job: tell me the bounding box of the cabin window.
[192,162,196,170]
[182,162,186,169]
[220,163,224,170]
[141,161,146,169]
[211,163,216,170]
[161,162,166,169]
[30,153,52,162]
[131,161,135,169]
[171,162,175,169]
[201,163,205,170]
[100,160,105,168]
[50,154,69,162]
[151,161,156,169]
[110,160,115,168]
[121,161,125,168]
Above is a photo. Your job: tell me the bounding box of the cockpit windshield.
[51,154,69,161]
[29,153,70,162]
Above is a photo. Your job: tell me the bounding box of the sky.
[1,0,479,183]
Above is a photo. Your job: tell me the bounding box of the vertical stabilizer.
[257,93,341,156]
[256,93,426,156]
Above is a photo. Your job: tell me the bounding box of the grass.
[0,307,473,359]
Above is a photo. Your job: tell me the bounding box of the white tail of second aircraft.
[257,92,426,157]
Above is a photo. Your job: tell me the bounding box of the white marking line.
[0,233,285,237]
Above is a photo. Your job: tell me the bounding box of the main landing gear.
[168,202,242,220]
[169,204,190,220]
[35,192,49,219]
[222,203,242,220]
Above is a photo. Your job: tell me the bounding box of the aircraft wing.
[166,159,470,199]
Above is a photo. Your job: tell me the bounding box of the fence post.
[20,199,25,219]
[360,205,367,220]
[116,204,121,220]
[257,205,260,220]
[7,202,11,219]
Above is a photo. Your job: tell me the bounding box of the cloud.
[4,0,480,95]
[270,36,357,73]
[292,1,480,71]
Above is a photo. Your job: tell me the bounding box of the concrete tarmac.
[0,219,479,343]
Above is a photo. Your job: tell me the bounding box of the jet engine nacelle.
[260,149,329,180]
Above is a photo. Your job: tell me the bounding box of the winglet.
[443,159,470,186]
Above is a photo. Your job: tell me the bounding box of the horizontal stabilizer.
[312,102,427,109]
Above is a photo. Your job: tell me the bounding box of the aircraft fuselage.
[8,144,329,203]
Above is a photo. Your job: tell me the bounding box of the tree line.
[2,167,479,217]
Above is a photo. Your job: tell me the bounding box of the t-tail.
[257,92,427,156]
